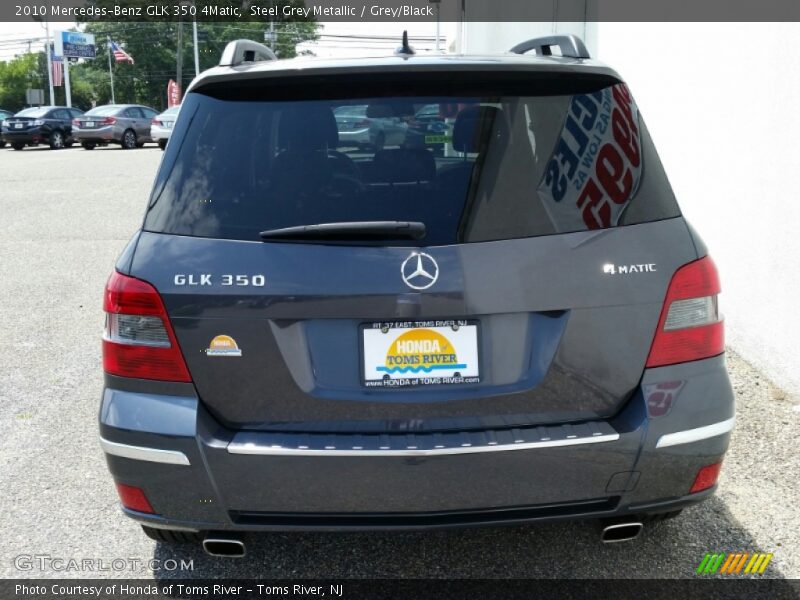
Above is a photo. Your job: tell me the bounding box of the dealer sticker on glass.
[362,320,480,388]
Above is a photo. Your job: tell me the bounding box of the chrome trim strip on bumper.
[228,421,620,457]
[655,417,735,449]
[100,437,191,466]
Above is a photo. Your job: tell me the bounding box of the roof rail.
[219,39,277,67]
[509,34,590,59]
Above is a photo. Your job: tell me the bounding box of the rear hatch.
[129,68,692,434]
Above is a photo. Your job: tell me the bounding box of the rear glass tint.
[144,77,679,245]
[16,107,50,117]
[85,106,120,116]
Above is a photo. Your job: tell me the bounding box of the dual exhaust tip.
[202,533,246,558]
[200,522,643,556]
[600,521,644,543]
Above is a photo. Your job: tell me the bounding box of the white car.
[150,106,180,150]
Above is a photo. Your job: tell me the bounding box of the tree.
[0,53,43,111]
[74,2,320,109]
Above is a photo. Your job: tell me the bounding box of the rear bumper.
[1,129,47,144]
[99,355,734,531]
[150,125,172,141]
[74,126,117,142]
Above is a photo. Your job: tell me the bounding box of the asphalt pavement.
[0,144,798,580]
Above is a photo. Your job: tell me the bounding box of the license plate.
[165,121,173,128]
[85,121,95,128]
[362,320,480,388]
[14,123,22,129]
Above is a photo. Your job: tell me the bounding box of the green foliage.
[0,53,42,112]
[0,3,319,112]
[77,1,320,109]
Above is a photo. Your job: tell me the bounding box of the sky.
[0,20,457,62]
[0,20,54,61]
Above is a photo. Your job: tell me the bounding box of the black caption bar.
[3,579,800,600]
[4,0,800,22]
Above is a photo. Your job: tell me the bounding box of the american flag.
[51,54,63,87]
[109,40,135,64]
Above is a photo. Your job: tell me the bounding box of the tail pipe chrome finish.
[202,533,246,558]
[601,521,644,543]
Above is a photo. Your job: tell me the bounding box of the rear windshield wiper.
[259,221,426,242]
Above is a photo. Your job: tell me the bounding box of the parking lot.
[1,145,798,580]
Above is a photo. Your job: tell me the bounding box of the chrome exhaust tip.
[202,533,246,557]
[601,521,643,543]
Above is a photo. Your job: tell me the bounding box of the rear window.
[16,107,50,118]
[145,76,679,245]
[85,105,120,116]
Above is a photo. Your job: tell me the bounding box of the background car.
[407,103,451,155]
[0,109,13,148]
[72,104,159,150]
[1,106,84,150]
[334,104,407,151]
[150,106,180,150]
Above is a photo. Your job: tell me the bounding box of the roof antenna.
[395,30,416,57]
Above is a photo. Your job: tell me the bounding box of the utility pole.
[176,21,184,100]
[44,19,55,105]
[63,56,72,107]
[264,0,276,52]
[428,0,441,51]
[192,16,199,76]
[460,0,467,53]
[107,38,116,104]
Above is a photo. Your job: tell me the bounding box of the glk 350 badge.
[174,274,266,286]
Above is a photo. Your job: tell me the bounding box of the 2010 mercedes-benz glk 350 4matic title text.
[99,35,734,553]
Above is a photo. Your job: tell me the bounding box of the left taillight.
[103,271,191,382]
[115,482,155,514]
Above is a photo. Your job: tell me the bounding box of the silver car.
[73,104,158,150]
[334,104,407,151]
[150,106,180,150]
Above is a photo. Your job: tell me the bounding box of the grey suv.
[99,36,734,555]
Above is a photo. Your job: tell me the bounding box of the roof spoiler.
[509,34,590,59]
[219,39,277,67]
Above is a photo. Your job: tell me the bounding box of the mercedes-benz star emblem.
[401,252,439,290]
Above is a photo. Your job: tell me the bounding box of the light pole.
[428,0,442,52]
[264,0,276,52]
[191,1,199,76]
[42,15,55,105]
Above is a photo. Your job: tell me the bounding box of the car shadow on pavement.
[151,496,788,579]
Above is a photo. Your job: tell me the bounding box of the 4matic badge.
[603,263,657,275]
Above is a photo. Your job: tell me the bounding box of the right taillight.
[646,256,724,368]
[103,271,191,382]
[103,116,117,125]
[689,462,723,494]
